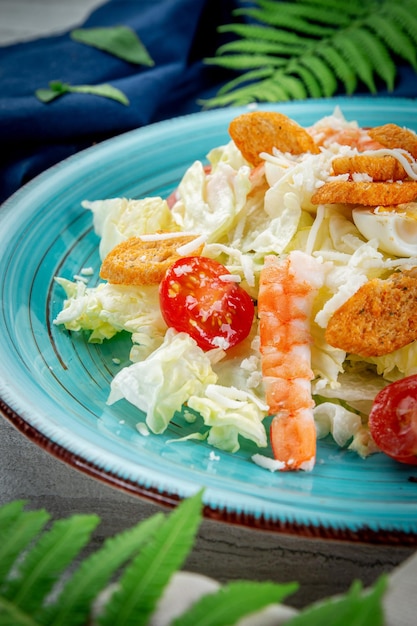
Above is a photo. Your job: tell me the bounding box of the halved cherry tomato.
[368,375,417,465]
[159,256,255,351]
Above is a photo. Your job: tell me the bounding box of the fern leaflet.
[39,513,165,626]
[2,515,99,615]
[203,0,417,107]
[99,490,204,626]
[0,507,50,588]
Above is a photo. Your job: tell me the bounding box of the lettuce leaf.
[53,278,166,349]
[107,329,217,434]
[187,384,268,452]
[83,197,178,259]
[171,160,251,243]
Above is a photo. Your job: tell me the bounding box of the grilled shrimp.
[258,251,325,471]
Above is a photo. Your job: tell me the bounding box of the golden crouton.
[325,271,417,357]
[368,123,417,159]
[311,180,417,206]
[228,111,320,167]
[331,154,408,181]
[100,234,204,285]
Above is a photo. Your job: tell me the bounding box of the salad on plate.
[53,107,417,472]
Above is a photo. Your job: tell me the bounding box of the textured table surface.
[0,0,416,615]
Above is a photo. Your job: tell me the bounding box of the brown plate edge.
[1,398,416,547]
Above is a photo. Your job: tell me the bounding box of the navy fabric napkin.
[0,0,416,204]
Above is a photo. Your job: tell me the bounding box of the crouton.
[325,270,417,357]
[311,180,417,206]
[368,123,417,159]
[100,234,204,286]
[331,154,408,181]
[228,111,320,167]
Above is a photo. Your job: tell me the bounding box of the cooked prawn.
[258,251,325,471]
[308,125,384,151]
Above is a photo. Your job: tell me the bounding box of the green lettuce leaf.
[107,329,218,433]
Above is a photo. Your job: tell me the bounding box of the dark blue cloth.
[0,0,416,204]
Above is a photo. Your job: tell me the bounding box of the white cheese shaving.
[251,453,285,472]
[80,266,94,275]
[176,233,207,256]
[138,231,197,241]
[219,274,241,283]
[136,422,150,436]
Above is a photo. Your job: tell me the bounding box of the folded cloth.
[0,0,416,204]
[0,0,235,202]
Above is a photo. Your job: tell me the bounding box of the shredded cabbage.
[54,278,166,351]
[53,107,417,461]
[108,329,217,434]
[83,197,178,259]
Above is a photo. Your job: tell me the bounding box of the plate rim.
[2,96,417,544]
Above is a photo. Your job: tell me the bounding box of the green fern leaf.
[205,53,287,70]
[0,505,50,588]
[333,32,377,93]
[267,0,352,26]
[382,2,417,44]
[366,14,417,70]
[257,80,291,101]
[295,0,365,13]
[299,55,337,97]
[216,38,305,56]
[0,595,40,626]
[218,23,309,47]
[172,580,298,626]
[216,68,274,95]
[234,6,334,36]
[353,27,396,91]
[39,513,165,626]
[99,490,204,626]
[317,45,357,94]
[204,0,417,108]
[273,72,308,99]
[290,64,323,98]
[2,514,99,615]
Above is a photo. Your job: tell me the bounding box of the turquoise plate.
[1,97,417,543]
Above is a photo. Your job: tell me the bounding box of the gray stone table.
[1,413,414,610]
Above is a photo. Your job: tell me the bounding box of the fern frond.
[234,6,334,36]
[205,54,287,70]
[218,23,309,46]
[216,38,305,57]
[2,514,99,616]
[354,27,396,91]
[0,595,39,626]
[299,55,337,97]
[256,80,291,102]
[295,0,365,11]
[290,64,323,98]
[332,32,377,93]
[317,45,357,95]
[172,580,298,626]
[260,0,353,26]
[203,0,417,108]
[99,490,204,626]
[365,14,417,71]
[216,67,274,95]
[40,513,165,626]
[0,506,50,588]
[382,3,417,44]
[274,72,308,99]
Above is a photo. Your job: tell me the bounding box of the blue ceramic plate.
[1,97,417,543]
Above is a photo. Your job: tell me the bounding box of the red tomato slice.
[159,256,255,351]
[368,375,417,465]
